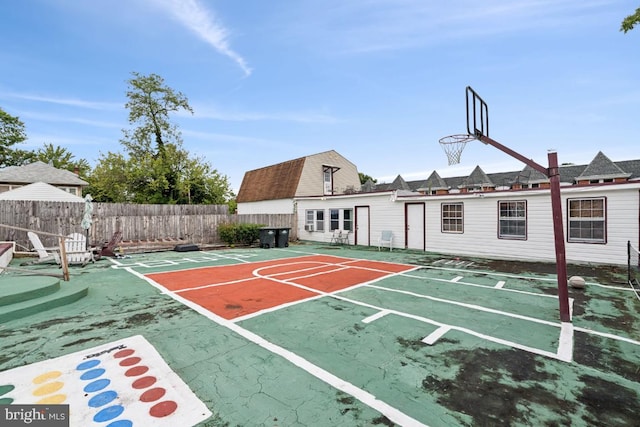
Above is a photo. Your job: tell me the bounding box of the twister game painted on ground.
[1,243,639,426]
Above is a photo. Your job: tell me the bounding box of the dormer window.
[323,165,340,195]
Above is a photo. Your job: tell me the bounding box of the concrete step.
[0,276,61,307]
[0,279,88,324]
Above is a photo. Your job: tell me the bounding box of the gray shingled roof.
[417,171,448,191]
[0,161,88,185]
[577,151,631,180]
[459,166,494,189]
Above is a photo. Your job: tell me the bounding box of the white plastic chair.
[378,230,393,251]
[27,231,59,264]
[64,232,93,266]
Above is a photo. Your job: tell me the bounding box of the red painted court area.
[145,255,415,320]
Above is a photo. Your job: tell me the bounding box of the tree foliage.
[87,72,233,204]
[621,7,640,33]
[359,172,377,185]
[0,107,28,167]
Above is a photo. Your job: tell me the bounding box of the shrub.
[218,223,264,246]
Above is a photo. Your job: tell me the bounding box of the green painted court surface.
[1,243,639,426]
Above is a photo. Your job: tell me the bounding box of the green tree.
[121,72,194,202]
[0,107,28,167]
[621,7,640,33]
[33,143,91,176]
[359,172,377,185]
[84,152,131,202]
[88,72,233,204]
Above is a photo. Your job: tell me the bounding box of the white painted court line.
[495,281,506,289]
[451,276,463,283]
[557,322,574,362]
[133,269,428,427]
[362,310,390,324]
[422,326,451,345]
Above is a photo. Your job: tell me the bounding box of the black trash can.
[259,228,276,249]
[275,227,291,248]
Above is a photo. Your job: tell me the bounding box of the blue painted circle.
[88,390,118,408]
[80,368,106,381]
[106,420,133,427]
[76,359,101,370]
[93,405,124,423]
[84,379,111,393]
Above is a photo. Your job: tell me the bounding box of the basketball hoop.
[439,134,476,165]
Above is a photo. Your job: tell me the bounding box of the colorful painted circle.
[132,376,157,389]
[119,357,142,367]
[124,366,149,377]
[88,390,118,407]
[149,400,178,418]
[113,349,135,358]
[0,384,15,395]
[76,359,101,370]
[80,369,106,381]
[140,387,166,402]
[93,405,125,423]
[84,379,111,393]
[106,420,133,427]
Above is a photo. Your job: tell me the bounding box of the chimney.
[74,166,79,175]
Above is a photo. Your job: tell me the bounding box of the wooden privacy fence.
[0,200,296,251]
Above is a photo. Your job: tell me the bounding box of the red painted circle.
[132,376,157,389]
[149,400,178,418]
[140,387,166,402]
[125,365,149,377]
[113,349,135,358]
[119,357,142,367]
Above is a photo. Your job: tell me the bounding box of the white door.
[406,203,425,250]
[355,206,370,246]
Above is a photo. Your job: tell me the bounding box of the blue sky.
[1,1,639,192]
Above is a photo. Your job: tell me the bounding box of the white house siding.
[293,183,639,265]
[296,151,361,197]
[295,192,405,248]
[237,198,294,214]
[419,184,640,265]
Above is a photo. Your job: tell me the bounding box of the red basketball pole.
[477,134,571,322]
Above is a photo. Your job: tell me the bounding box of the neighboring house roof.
[0,161,88,186]
[417,171,449,191]
[0,182,84,201]
[361,179,377,192]
[236,157,305,203]
[374,152,640,193]
[460,166,494,189]
[576,151,631,180]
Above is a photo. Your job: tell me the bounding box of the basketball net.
[439,134,476,165]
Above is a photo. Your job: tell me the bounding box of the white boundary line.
[124,265,428,427]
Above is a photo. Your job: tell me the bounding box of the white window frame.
[568,197,606,243]
[441,203,463,233]
[305,209,325,232]
[498,200,527,240]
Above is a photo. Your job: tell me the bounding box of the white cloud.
[152,0,251,76]
[1,92,120,110]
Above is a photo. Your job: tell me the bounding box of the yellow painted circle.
[33,371,62,384]
[33,381,64,396]
[36,394,67,404]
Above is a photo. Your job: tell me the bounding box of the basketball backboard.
[466,86,489,139]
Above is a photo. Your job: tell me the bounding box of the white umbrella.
[81,194,93,250]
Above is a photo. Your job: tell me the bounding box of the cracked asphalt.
[1,243,639,426]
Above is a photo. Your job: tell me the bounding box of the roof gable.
[460,165,494,188]
[577,151,631,180]
[418,171,448,191]
[0,161,88,186]
[0,182,84,201]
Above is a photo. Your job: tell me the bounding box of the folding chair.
[378,230,393,251]
[329,229,343,245]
